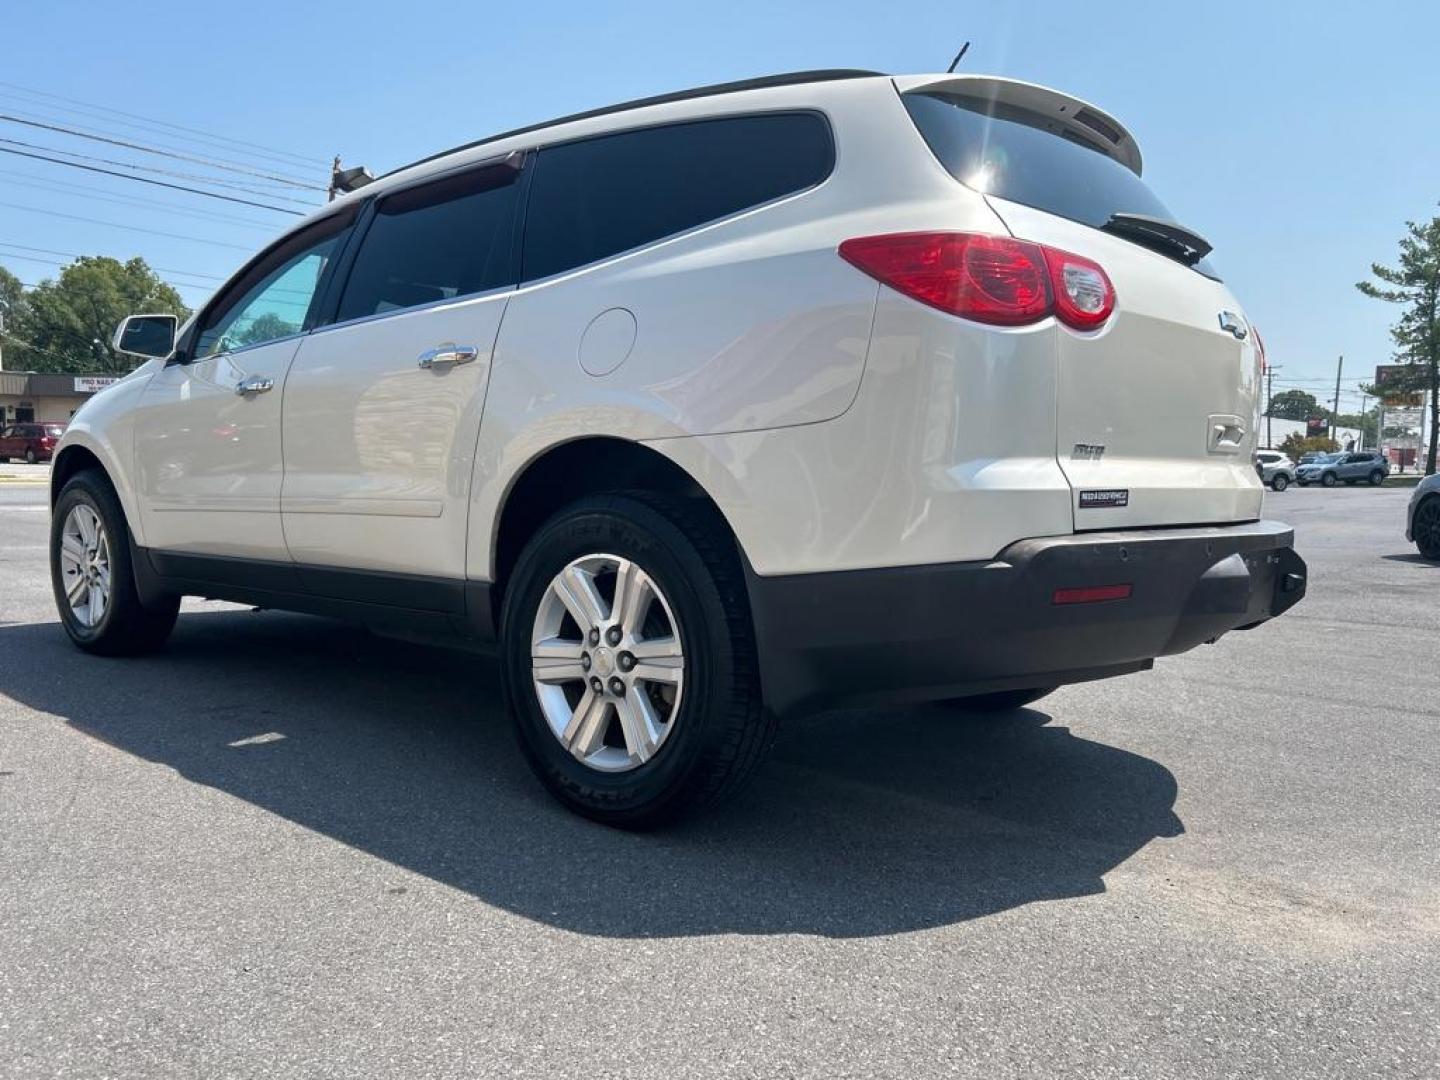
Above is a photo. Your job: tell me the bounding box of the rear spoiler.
[892,74,1143,176]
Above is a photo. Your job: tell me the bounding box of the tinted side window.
[522,112,833,281]
[334,163,521,324]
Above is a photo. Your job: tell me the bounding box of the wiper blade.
[1102,212,1213,266]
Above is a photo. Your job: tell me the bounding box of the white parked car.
[1407,473,1440,559]
[1255,450,1297,491]
[50,69,1306,826]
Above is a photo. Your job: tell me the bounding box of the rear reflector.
[838,231,1115,330]
[1052,584,1132,605]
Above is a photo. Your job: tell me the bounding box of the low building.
[1261,416,1364,452]
[0,372,121,425]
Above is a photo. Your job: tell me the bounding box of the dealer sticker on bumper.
[1079,489,1130,509]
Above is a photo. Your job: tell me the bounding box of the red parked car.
[0,421,65,463]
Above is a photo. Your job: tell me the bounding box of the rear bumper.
[747,520,1306,717]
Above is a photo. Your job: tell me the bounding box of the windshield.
[903,91,1218,278]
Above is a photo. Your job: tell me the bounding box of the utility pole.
[1265,363,1280,449]
[1358,392,1370,451]
[1331,354,1344,440]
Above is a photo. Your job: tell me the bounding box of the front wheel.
[1271,473,1289,492]
[1369,469,1385,486]
[51,470,179,655]
[1322,472,1338,488]
[500,494,773,828]
[1415,497,1440,561]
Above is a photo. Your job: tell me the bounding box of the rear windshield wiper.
[1101,212,1213,267]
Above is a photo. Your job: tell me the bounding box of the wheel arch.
[50,434,146,544]
[486,436,749,614]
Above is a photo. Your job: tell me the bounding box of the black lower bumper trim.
[746,520,1306,718]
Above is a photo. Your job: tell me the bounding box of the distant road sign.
[1375,364,1424,407]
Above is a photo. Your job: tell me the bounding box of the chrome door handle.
[235,375,274,396]
[417,344,479,369]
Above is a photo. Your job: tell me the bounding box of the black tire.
[945,686,1057,713]
[1369,469,1384,486]
[500,493,772,829]
[1322,472,1338,488]
[1271,474,1289,492]
[50,469,179,656]
[1415,496,1440,561]
[25,448,37,464]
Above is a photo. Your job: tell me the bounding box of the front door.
[280,158,523,584]
[132,214,352,559]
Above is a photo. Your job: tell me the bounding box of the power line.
[0,114,326,192]
[0,80,327,171]
[0,144,307,215]
[0,243,224,280]
[0,201,254,250]
[0,137,320,207]
[0,103,325,186]
[0,168,278,230]
[0,249,223,288]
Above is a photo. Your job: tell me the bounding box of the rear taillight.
[838,231,1115,330]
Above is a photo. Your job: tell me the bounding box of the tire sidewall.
[500,497,740,821]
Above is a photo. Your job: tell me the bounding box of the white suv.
[50,70,1306,826]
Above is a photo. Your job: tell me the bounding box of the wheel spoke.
[615,693,662,764]
[532,636,587,683]
[61,533,85,564]
[65,572,88,605]
[612,559,653,633]
[89,577,107,624]
[561,689,610,759]
[629,635,681,660]
[554,565,607,629]
[75,507,96,547]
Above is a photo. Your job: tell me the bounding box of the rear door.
[901,87,1263,531]
[280,155,523,585]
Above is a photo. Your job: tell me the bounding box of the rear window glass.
[903,92,1217,277]
[522,112,833,281]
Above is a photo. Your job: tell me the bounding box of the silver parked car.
[1255,450,1296,491]
[1407,474,1440,560]
[1296,450,1389,488]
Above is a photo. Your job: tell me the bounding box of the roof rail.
[378,69,884,180]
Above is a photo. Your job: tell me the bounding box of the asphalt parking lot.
[1,479,1436,1079]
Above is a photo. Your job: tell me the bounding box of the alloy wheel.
[530,553,685,772]
[58,503,111,628]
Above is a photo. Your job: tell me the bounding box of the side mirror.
[113,313,178,359]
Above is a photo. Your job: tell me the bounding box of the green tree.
[5,257,189,375]
[1357,213,1440,475]
[0,265,32,368]
[1266,388,1321,420]
[1278,433,1339,460]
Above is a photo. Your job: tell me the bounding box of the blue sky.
[2,0,1436,408]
